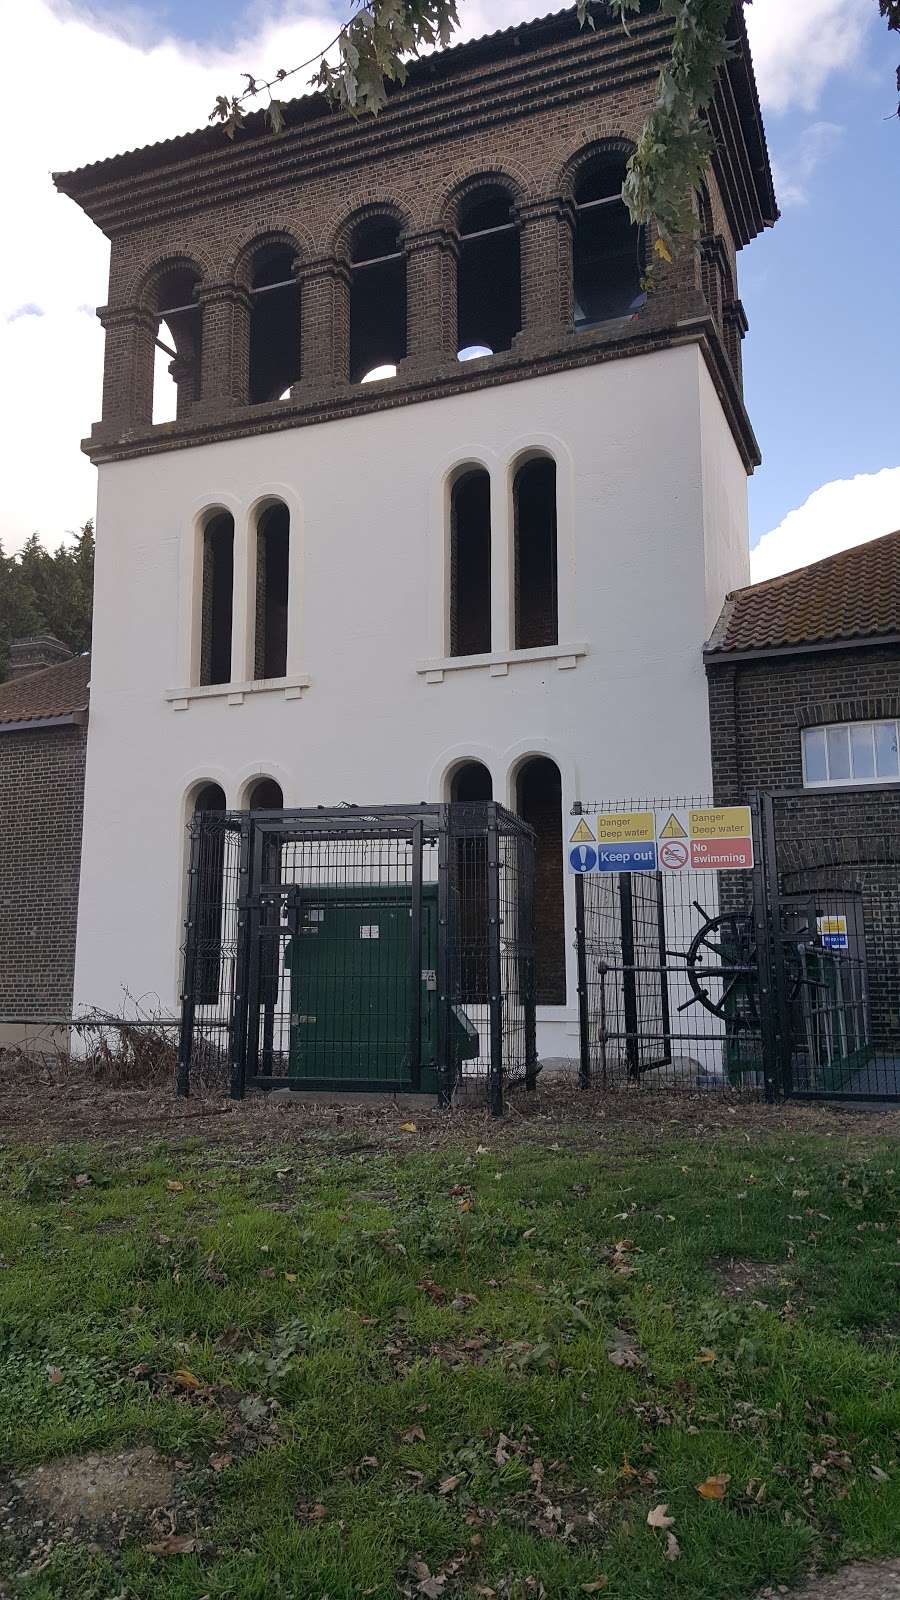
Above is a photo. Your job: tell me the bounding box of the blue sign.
[570,844,598,873]
[597,841,658,873]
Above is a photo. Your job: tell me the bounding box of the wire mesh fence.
[177,803,536,1110]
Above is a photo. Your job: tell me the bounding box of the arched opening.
[253,503,290,680]
[249,245,300,404]
[573,158,645,328]
[450,762,493,1002]
[247,778,284,810]
[516,757,565,1005]
[514,457,558,650]
[449,469,491,658]
[192,782,226,1004]
[200,512,234,686]
[457,187,521,359]
[350,216,407,384]
[151,264,202,425]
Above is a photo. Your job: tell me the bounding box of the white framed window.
[802,720,900,787]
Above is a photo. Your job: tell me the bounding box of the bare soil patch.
[710,1256,790,1300]
[762,1558,900,1599]
[16,1446,174,1527]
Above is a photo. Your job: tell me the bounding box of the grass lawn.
[0,1109,898,1598]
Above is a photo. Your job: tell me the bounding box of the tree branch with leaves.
[210,0,899,249]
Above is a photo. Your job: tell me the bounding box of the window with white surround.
[802,721,900,787]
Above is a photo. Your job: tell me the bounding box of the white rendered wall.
[74,344,751,1061]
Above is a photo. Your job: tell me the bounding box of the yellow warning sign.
[595,811,656,844]
[570,819,595,845]
[689,806,753,841]
[659,812,688,840]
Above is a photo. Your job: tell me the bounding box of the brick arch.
[129,251,213,310]
[547,134,636,203]
[323,197,419,259]
[227,222,316,288]
[426,165,535,231]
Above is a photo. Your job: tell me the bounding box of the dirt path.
[764,1559,900,1599]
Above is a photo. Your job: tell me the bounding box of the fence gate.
[574,793,900,1102]
[764,787,900,1102]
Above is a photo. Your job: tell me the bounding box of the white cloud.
[750,468,900,582]
[772,119,844,206]
[743,0,869,114]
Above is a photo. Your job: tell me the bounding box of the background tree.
[0,522,94,683]
[212,0,899,253]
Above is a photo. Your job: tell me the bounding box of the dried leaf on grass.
[696,1473,731,1500]
[647,1504,675,1530]
[144,1534,199,1555]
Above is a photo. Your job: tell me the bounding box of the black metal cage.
[177,803,536,1111]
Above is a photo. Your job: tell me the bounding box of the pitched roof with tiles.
[706,530,900,657]
[0,654,91,727]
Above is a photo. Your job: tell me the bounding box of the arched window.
[573,158,645,328]
[253,503,290,680]
[450,762,493,804]
[249,246,300,404]
[247,778,284,810]
[200,512,234,687]
[514,457,558,650]
[457,188,521,359]
[192,783,226,1004]
[151,264,202,424]
[350,216,407,383]
[516,757,565,1005]
[449,469,491,658]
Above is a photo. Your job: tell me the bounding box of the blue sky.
[2,0,898,574]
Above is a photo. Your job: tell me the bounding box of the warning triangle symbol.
[660,812,688,840]
[570,819,595,845]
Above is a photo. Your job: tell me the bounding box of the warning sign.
[567,806,754,873]
[570,819,595,845]
[595,811,656,844]
[690,807,753,841]
[818,915,849,951]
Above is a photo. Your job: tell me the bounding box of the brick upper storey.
[0,655,91,728]
[706,529,900,659]
[54,1,776,470]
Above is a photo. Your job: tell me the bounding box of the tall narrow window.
[254,503,290,680]
[514,457,558,649]
[449,470,491,658]
[249,246,300,403]
[151,265,202,424]
[350,217,407,383]
[457,188,521,359]
[573,159,644,328]
[516,757,565,1006]
[200,512,234,686]
[193,782,226,1005]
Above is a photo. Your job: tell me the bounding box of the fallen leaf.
[696,1348,718,1364]
[401,1425,426,1444]
[173,1369,201,1390]
[399,1122,417,1133]
[74,1173,92,1187]
[665,1532,681,1561]
[439,1474,463,1495]
[296,1501,328,1522]
[145,1535,199,1555]
[284,1272,298,1283]
[208,1453,232,1472]
[46,1366,63,1384]
[416,1278,447,1303]
[582,1580,608,1593]
[647,1503,675,1530]
[696,1474,730,1500]
[166,1180,184,1193]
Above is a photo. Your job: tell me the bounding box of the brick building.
[0,642,90,1042]
[706,531,900,1069]
[52,2,776,1067]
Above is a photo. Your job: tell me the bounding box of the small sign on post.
[567,804,754,874]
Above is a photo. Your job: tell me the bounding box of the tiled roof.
[706,530,900,656]
[0,654,91,727]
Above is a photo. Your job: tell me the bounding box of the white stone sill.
[166,674,311,710]
[417,643,588,683]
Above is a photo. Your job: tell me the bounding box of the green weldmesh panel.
[284,884,477,1092]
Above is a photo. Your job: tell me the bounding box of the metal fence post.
[486,805,504,1117]
[523,831,538,1092]
[436,808,452,1108]
[409,822,424,1091]
[750,791,780,1102]
[176,817,202,1098]
[574,873,591,1089]
[230,816,255,1100]
[761,790,794,1101]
